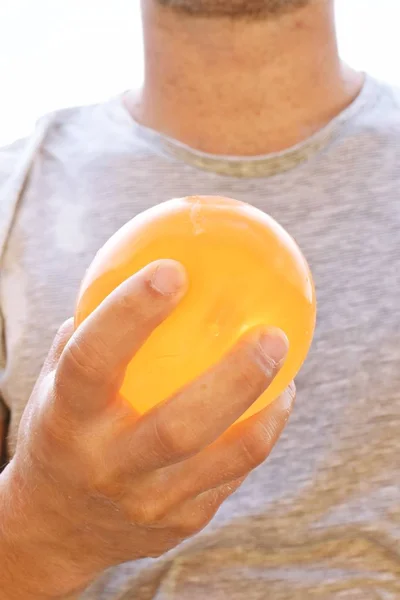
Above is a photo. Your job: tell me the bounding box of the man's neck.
[128,0,363,156]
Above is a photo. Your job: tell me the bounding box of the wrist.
[0,459,90,600]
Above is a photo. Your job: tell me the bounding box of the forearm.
[0,461,89,600]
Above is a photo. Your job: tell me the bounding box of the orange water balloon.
[75,196,316,421]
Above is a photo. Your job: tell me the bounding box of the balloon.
[75,196,316,421]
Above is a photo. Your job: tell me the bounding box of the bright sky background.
[0,0,399,146]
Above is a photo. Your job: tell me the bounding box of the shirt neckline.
[111,74,379,178]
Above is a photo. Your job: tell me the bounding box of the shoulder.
[0,97,123,203]
[352,77,400,136]
[0,105,92,260]
[332,77,400,172]
[0,96,128,173]
[0,97,140,261]
[0,138,26,181]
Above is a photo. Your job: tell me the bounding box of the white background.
[0,0,399,146]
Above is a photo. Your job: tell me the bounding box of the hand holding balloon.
[75,196,316,421]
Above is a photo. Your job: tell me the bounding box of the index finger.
[55,260,187,418]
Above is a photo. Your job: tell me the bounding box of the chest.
[1,160,400,460]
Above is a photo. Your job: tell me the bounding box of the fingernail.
[278,382,296,413]
[150,261,187,296]
[258,327,289,368]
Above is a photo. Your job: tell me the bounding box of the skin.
[0,1,363,598]
[0,261,293,599]
[128,0,363,155]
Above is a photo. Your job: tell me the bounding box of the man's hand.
[0,260,294,600]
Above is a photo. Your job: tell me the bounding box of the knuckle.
[41,409,69,449]
[63,335,108,385]
[91,468,122,500]
[153,413,195,460]
[179,511,210,536]
[56,318,75,340]
[31,407,64,458]
[239,423,272,469]
[127,499,168,526]
[53,319,74,351]
[38,383,73,443]
[24,395,79,469]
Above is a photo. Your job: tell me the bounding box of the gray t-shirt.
[0,75,399,599]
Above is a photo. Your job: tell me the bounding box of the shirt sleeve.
[0,117,52,460]
[0,137,26,460]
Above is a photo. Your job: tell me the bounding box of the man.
[0,0,399,598]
